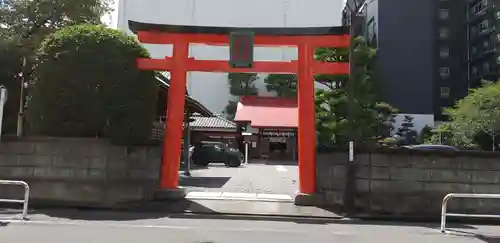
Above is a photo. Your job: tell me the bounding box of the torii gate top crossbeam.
[129,20,349,36]
[129,21,350,47]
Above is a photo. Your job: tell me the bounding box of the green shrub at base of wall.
[28,25,158,145]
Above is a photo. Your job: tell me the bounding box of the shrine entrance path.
[179,160,298,200]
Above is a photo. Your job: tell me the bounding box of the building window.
[478,20,489,32]
[471,26,478,36]
[440,87,450,99]
[472,46,478,55]
[440,46,449,58]
[439,28,449,39]
[439,67,450,78]
[472,66,478,75]
[483,40,490,49]
[483,62,490,73]
[439,9,450,20]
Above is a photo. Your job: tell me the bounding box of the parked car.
[402,144,459,152]
[192,141,243,167]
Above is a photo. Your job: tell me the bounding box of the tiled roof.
[234,96,298,128]
[190,113,237,130]
[155,73,214,117]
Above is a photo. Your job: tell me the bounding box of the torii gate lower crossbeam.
[130,20,350,195]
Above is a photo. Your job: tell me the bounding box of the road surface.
[0,211,498,243]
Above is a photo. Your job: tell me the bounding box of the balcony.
[468,8,489,22]
[479,25,495,35]
[470,48,497,61]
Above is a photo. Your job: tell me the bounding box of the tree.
[397,115,417,145]
[419,125,433,143]
[0,0,111,39]
[28,25,158,145]
[438,81,500,150]
[315,37,397,149]
[224,73,258,119]
[0,0,112,135]
[264,74,297,97]
[0,0,111,61]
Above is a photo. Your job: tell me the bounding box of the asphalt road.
[0,212,499,243]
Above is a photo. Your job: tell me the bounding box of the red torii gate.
[130,20,349,195]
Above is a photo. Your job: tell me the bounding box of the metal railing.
[441,193,500,233]
[0,180,30,220]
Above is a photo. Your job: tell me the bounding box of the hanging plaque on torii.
[129,20,350,195]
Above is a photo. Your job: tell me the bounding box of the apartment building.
[346,0,470,127]
[466,0,500,87]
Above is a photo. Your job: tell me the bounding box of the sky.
[100,0,347,29]
[101,0,119,28]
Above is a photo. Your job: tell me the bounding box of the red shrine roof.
[234,96,298,128]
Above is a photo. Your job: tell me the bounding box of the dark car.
[402,144,459,152]
[192,141,243,167]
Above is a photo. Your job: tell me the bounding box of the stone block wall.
[317,149,500,215]
[0,137,162,208]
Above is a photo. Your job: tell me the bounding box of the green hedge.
[28,25,158,145]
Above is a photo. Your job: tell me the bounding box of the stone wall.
[0,137,161,208]
[317,149,500,215]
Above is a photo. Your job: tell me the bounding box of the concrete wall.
[317,149,500,215]
[0,137,161,208]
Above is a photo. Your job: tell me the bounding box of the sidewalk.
[0,197,343,223]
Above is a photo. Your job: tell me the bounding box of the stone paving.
[179,160,298,196]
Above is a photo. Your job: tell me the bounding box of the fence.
[440,193,500,232]
[0,180,30,220]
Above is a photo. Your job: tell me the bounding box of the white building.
[116,0,345,115]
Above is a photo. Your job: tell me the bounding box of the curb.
[170,211,346,222]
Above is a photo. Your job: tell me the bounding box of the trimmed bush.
[28,25,158,145]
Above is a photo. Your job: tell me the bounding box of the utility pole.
[343,0,364,216]
[16,56,26,137]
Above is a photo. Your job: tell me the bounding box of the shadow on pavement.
[169,213,339,225]
[171,213,499,242]
[25,200,218,221]
[446,229,500,243]
[476,234,500,243]
[0,222,10,227]
[169,212,475,228]
[179,176,231,188]
[250,160,298,166]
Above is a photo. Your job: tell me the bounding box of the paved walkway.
[180,160,298,196]
[186,191,293,202]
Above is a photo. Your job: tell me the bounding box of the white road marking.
[275,165,287,172]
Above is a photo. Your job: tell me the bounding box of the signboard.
[260,131,296,137]
[229,32,254,68]
[269,137,287,143]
